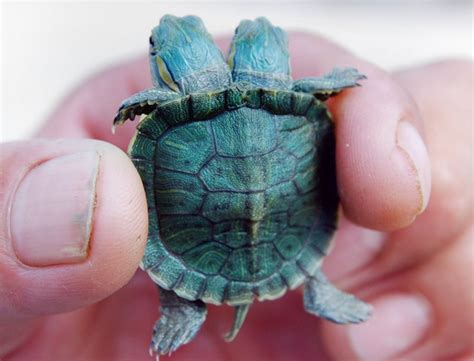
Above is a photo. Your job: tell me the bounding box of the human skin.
[1,34,472,360]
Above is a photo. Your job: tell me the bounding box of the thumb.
[0,139,147,355]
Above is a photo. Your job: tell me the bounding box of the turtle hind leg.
[150,287,207,356]
[224,304,252,342]
[303,269,372,324]
[291,68,366,100]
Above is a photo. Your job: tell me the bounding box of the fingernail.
[396,120,431,214]
[11,151,100,266]
[349,293,431,360]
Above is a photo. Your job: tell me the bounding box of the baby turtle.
[114,15,372,357]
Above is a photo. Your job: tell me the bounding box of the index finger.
[38,33,431,232]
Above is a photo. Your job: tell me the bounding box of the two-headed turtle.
[114,15,372,356]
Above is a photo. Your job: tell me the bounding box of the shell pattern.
[130,85,338,305]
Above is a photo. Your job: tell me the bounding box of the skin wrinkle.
[395,126,425,217]
[2,163,28,261]
[82,152,101,260]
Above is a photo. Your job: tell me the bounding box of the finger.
[391,59,474,244]
[330,60,474,288]
[320,60,474,360]
[0,139,148,355]
[322,227,473,361]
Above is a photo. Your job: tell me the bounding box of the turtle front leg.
[113,88,179,129]
[150,287,207,356]
[303,269,372,324]
[292,68,366,100]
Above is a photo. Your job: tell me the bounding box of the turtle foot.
[292,67,366,100]
[303,269,372,324]
[150,288,207,356]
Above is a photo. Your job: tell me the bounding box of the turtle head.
[148,15,230,93]
[149,18,180,92]
[229,17,291,88]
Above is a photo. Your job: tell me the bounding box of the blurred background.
[1,1,472,142]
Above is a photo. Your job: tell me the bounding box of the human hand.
[1,33,472,360]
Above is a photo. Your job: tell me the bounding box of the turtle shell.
[130,85,339,306]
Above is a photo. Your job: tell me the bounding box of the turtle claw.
[112,88,179,129]
[148,288,208,357]
[150,314,204,356]
[148,345,160,361]
[112,107,134,128]
[333,67,367,85]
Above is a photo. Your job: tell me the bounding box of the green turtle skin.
[131,86,338,305]
[114,15,371,357]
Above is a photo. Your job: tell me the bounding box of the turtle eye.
[149,36,155,46]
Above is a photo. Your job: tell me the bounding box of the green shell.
[130,85,338,306]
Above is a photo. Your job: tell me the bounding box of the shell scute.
[254,273,287,301]
[279,262,306,290]
[141,234,166,270]
[264,181,299,212]
[296,248,321,277]
[261,89,294,114]
[292,92,314,115]
[211,108,277,157]
[200,148,297,193]
[245,88,262,109]
[159,216,211,255]
[277,114,308,132]
[149,255,187,290]
[220,243,282,282]
[201,275,228,304]
[274,228,305,260]
[173,271,207,300]
[156,121,214,173]
[137,112,170,139]
[155,169,206,215]
[288,192,321,227]
[279,122,315,158]
[225,84,249,109]
[181,242,232,275]
[190,90,226,120]
[226,282,254,305]
[156,96,191,126]
[129,132,156,161]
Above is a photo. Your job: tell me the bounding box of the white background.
[1,1,473,141]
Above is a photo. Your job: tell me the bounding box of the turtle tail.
[224,304,252,342]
